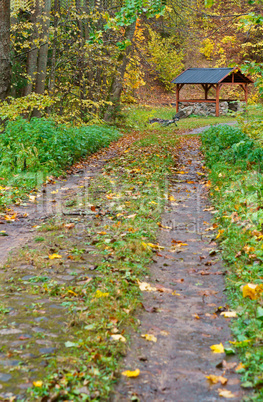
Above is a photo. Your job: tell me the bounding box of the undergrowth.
[201,124,263,401]
[0,118,120,208]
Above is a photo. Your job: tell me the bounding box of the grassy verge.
[0,118,120,209]
[2,128,178,400]
[201,123,263,401]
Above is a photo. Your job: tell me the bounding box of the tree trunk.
[0,0,10,100]
[35,0,51,95]
[24,0,40,96]
[103,21,136,122]
[48,0,59,93]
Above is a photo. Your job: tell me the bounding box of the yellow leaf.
[169,196,176,201]
[216,229,224,239]
[210,343,224,353]
[206,375,227,385]
[218,389,235,398]
[220,311,237,318]
[141,334,157,342]
[49,253,62,260]
[111,334,126,343]
[68,290,78,297]
[138,281,157,292]
[147,243,165,249]
[242,283,263,300]
[28,195,37,203]
[160,330,169,336]
[33,381,43,387]
[94,290,109,298]
[177,171,188,174]
[235,362,245,371]
[51,190,58,194]
[122,369,140,378]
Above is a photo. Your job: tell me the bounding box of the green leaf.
[256,306,263,320]
[65,341,78,348]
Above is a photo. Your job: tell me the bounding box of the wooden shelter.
[171,68,253,116]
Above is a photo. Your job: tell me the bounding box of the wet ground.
[0,127,245,401]
[113,136,245,401]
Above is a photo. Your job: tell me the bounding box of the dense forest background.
[0,0,262,124]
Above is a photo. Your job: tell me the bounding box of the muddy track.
[0,125,242,400]
[113,135,245,402]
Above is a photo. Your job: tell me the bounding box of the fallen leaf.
[147,243,165,249]
[111,334,126,343]
[155,284,173,293]
[194,314,200,319]
[63,223,75,229]
[216,229,224,239]
[138,281,157,292]
[4,213,17,221]
[122,369,140,378]
[68,289,78,297]
[127,214,136,219]
[94,290,109,298]
[206,375,228,385]
[222,360,237,370]
[218,389,235,398]
[49,253,62,259]
[33,381,43,387]
[220,311,237,318]
[160,330,169,336]
[235,362,245,371]
[169,196,176,201]
[242,283,263,300]
[65,341,78,348]
[210,343,225,353]
[141,334,157,342]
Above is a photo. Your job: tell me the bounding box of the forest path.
[113,135,245,402]
[0,124,242,400]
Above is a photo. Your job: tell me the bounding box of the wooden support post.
[245,83,248,104]
[216,84,220,117]
[176,84,179,113]
[204,84,208,100]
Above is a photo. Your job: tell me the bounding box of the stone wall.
[177,101,244,117]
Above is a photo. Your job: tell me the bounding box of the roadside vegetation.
[0,118,120,209]
[201,108,263,401]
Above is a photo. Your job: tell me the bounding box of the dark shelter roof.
[172,68,252,84]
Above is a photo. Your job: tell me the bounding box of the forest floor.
[0,116,247,401]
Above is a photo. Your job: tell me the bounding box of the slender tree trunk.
[0,0,10,100]
[24,0,40,96]
[49,0,59,93]
[104,21,136,122]
[35,0,51,94]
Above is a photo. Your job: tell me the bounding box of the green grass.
[0,117,121,209]
[201,122,263,401]
[0,127,179,401]
[122,103,263,133]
